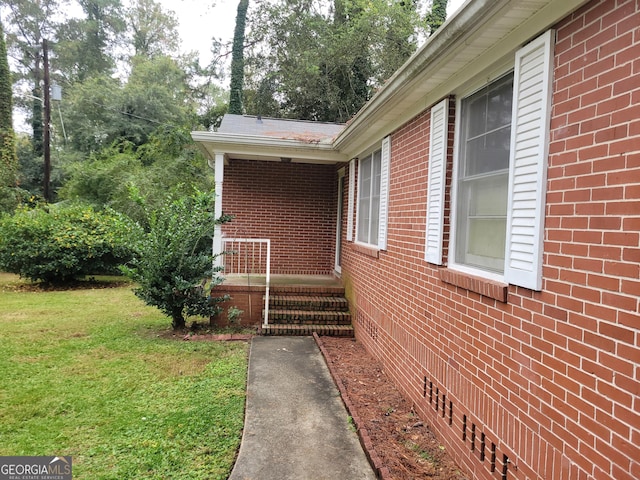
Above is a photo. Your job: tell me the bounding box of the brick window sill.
[352,243,380,259]
[439,268,508,303]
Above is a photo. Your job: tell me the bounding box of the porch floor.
[221,274,343,288]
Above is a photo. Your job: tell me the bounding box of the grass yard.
[0,273,248,479]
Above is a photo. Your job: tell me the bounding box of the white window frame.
[447,30,554,290]
[450,72,514,282]
[355,136,391,250]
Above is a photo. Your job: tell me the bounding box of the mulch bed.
[316,335,469,480]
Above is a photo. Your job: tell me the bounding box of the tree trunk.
[171,308,186,330]
[228,0,249,115]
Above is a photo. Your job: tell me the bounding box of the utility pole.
[42,38,51,202]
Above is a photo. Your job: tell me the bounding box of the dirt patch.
[154,323,258,341]
[3,278,131,292]
[318,336,469,480]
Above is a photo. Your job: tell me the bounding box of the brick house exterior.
[193,0,639,478]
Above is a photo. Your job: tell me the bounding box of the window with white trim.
[356,136,390,249]
[455,73,514,273]
[357,149,381,245]
[445,30,554,291]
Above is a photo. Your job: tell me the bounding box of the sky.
[157,0,235,66]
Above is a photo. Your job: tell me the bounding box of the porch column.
[211,152,225,268]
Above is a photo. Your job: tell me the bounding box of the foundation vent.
[423,375,510,479]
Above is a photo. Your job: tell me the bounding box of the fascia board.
[191,131,348,164]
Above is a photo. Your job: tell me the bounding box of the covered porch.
[192,115,349,277]
[193,115,353,335]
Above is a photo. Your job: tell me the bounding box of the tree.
[126,0,180,58]
[121,190,230,330]
[0,17,19,213]
[55,0,125,82]
[60,127,216,225]
[1,0,61,156]
[425,0,448,35]
[60,74,125,153]
[58,142,142,210]
[244,0,423,122]
[61,55,195,153]
[121,55,195,144]
[228,0,248,115]
[197,82,229,130]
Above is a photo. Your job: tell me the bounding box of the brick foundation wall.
[342,1,640,479]
[222,159,338,275]
[212,285,265,327]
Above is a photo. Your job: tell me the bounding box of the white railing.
[221,238,271,326]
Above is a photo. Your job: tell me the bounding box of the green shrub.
[120,190,230,330]
[0,204,142,284]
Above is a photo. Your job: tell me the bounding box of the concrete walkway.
[228,336,377,480]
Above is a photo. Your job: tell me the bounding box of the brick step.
[269,286,346,296]
[267,295,349,311]
[266,309,352,325]
[261,324,354,337]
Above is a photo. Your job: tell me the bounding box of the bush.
[0,204,142,284]
[120,190,230,330]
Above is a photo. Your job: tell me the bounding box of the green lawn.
[0,273,248,479]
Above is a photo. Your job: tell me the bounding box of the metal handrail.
[222,238,271,326]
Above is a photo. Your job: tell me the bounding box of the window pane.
[455,73,513,274]
[461,74,513,179]
[456,173,508,272]
[371,151,381,242]
[486,80,513,132]
[358,197,370,242]
[370,195,380,242]
[356,149,382,246]
[466,94,487,138]
[357,156,372,243]
[469,173,509,217]
[465,127,511,176]
[467,218,507,271]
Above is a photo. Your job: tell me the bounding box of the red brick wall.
[342,1,640,479]
[221,159,337,275]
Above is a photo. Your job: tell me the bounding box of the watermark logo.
[0,456,72,480]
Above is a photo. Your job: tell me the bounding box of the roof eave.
[333,0,588,157]
[191,131,349,164]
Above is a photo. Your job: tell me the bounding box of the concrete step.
[261,324,355,337]
[266,309,352,325]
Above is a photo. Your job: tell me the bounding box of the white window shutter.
[425,98,449,265]
[378,136,391,250]
[347,159,355,242]
[505,30,554,291]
